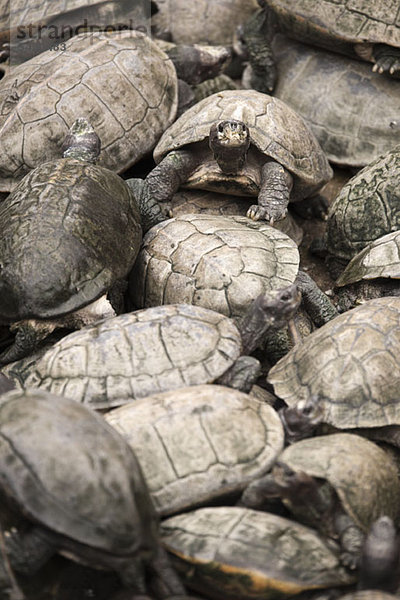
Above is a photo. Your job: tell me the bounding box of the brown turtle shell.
[0,30,178,191]
[154,90,332,201]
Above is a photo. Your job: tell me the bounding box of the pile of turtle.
[0,0,400,598]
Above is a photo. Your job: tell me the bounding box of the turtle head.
[209,119,250,174]
[279,395,324,444]
[62,118,101,164]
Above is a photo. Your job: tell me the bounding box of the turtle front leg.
[144,150,203,204]
[2,526,56,577]
[0,320,57,366]
[240,7,278,93]
[334,513,364,571]
[295,270,338,326]
[247,161,293,224]
[372,44,400,76]
[147,545,186,597]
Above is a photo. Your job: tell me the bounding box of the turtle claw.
[246,204,267,221]
[340,551,358,571]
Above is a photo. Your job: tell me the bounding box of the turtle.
[143,89,333,224]
[105,384,284,517]
[334,230,400,312]
[160,506,355,599]
[0,388,185,597]
[239,433,400,569]
[267,297,400,435]
[0,29,178,191]
[311,146,400,277]
[165,189,303,244]
[270,36,400,168]
[1,0,152,63]
[16,285,302,410]
[0,117,143,365]
[241,0,400,94]
[339,594,399,600]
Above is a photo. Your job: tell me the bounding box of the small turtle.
[242,0,400,94]
[240,433,400,569]
[334,230,400,312]
[271,36,400,168]
[161,506,355,599]
[0,389,184,596]
[0,30,178,191]
[311,146,400,277]
[144,89,333,224]
[18,285,301,410]
[0,117,142,364]
[166,189,303,244]
[267,297,400,432]
[105,384,284,516]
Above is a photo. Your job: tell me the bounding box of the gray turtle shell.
[278,434,400,532]
[269,0,400,51]
[105,384,284,517]
[0,30,178,191]
[268,297,400,429]
[0,158,141,321]
[130,214,299,318]
[161,506,355,599]
[326,146,400,264]
[0,389,157,558]
[336,230,400,287]
[273,36,400,168]
[154,90,332,201]
[23,304,242,410]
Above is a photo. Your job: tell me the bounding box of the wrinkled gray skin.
[358,516,399,592]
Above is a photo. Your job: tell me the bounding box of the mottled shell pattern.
[279,433,400,532]
[105,384,284,517]
[23,304,242,410]
[161,507,355,599]
[268,297,400,428]
[154,90,333,200]
[130,214,299,319]
[0,30,178,191]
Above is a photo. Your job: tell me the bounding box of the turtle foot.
[246,204,287,224]
[372,44,400,77]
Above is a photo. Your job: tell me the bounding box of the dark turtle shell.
[0,389,158,558]
[0,158,141,321]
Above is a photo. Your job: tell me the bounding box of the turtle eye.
[218,123,224,133]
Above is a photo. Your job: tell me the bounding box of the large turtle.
[144,89,333,224]
[105,384,284,517]
[0,118,142,364]
[240,433,400,569]
[0,389,184,597]
[271,36,400,168]
[242,0,400,94]
[160,506,355,599]
[0,30,178,191]
[16,286,301,410]
[312,146,400,277]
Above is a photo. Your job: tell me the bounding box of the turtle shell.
[161,506,355,599]
[0,30,178,191]
[269,0,400,51]
[105,384,284,516]
[268,297,400,429]
[339,593,398,600]
[273,36,400,168]
[336,230,400,287]
[154,90,332,200]
[0,389,158,559]
[278,434,400,532]
[326,146,400,265]
[130,214,299,318]
[0,158,141,321]
[152,0,258,45]
[23,304,242,410]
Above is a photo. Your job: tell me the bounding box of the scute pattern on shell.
[23,305,242,409]
[0,158,141,321]
[154,90,332,196]
[105,384,284,516]
[161,507,355,598]
[271,0,400,47]
[2,0,105,29]
[279,433,400,532]
[0,389,157,555]
[268,297,400,428]
[336,230,400,287]
[131,214,299,318]
[0,30,178,191]
[327,147,400,263]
